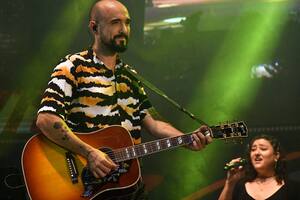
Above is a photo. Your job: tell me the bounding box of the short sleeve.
[137,83,152,120]
[37,58,76,120]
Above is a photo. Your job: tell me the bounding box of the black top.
[232,179,300,200]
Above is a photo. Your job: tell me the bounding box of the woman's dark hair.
[244,134,286,183]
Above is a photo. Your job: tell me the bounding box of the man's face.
[97,4,131,53]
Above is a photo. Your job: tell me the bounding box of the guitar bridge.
[65,152,79,184]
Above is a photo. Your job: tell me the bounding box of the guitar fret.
[183,135,193,144]
[114,149,123,162]
[152,142,158,152]
[171,137,178,146]
[135,145,142,157]
[147,143,153,154]
[129,147,134,158]
[152,144,156,153]
[161,139,167,149]
[113,150,120,161]
[122,149,127,160]
[136,146,141,157]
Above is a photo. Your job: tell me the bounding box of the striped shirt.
[38,48,152,144]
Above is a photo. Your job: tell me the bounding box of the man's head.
[89,0,131,53]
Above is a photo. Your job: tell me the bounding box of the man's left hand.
[187,125,212,151]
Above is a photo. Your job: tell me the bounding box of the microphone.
[224,159,246,171]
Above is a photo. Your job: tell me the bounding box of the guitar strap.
[124,65,208,126]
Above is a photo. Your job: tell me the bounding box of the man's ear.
[93,25,97,32]
[89,20,98,33]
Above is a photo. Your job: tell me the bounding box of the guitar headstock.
[210,121,248,140]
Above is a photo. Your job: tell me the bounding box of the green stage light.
[167,2,294,200]
[14,0,93,126]
[22,0,93,97]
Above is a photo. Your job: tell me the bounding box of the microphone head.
[224,159,247,171]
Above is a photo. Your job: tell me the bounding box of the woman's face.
[250,138,279,175]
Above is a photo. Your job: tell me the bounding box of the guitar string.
[96,123,245,162]
[102,133,196,162]
[101,128,215,161]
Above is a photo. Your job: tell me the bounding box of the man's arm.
[142,113,212,150]
[36,112,117,178]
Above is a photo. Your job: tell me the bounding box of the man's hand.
[187,125,212,151]
[87,148,118,178]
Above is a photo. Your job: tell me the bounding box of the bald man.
[36,0,212,199]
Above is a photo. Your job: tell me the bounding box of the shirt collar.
[88,47,123,68]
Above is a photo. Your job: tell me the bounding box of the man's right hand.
[87,148,118,178]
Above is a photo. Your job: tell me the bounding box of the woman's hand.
[225,158,245,184]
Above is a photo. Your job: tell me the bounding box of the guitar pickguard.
[81,147,131,198]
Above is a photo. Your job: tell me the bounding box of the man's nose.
[120,23,129,35]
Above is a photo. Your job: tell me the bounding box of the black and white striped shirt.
[38,48,152,144]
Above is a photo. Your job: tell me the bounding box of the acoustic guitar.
[22,122,247,200]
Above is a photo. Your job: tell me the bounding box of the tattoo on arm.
[62,133,69,141]
[53,121,70,141]
[53,122,62,129]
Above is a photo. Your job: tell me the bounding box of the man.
[36,0,212,198]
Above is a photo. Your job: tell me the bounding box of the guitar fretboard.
[113,134,193,162]
[112,121,247,162]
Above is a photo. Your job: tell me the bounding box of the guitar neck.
[113,133,194,162]
[112,121,248,162]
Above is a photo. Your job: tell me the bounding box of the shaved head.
[89,0,128,23]
[89,0,131,53]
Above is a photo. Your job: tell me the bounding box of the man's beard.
[102,34,129,53]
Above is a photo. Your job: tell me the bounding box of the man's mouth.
[115,36,127,44]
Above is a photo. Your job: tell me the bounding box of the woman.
[218,134,300,200]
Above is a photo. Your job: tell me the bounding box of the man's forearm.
[36,113,94,158]
[154,120,183,138]
[143,115,184,138]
